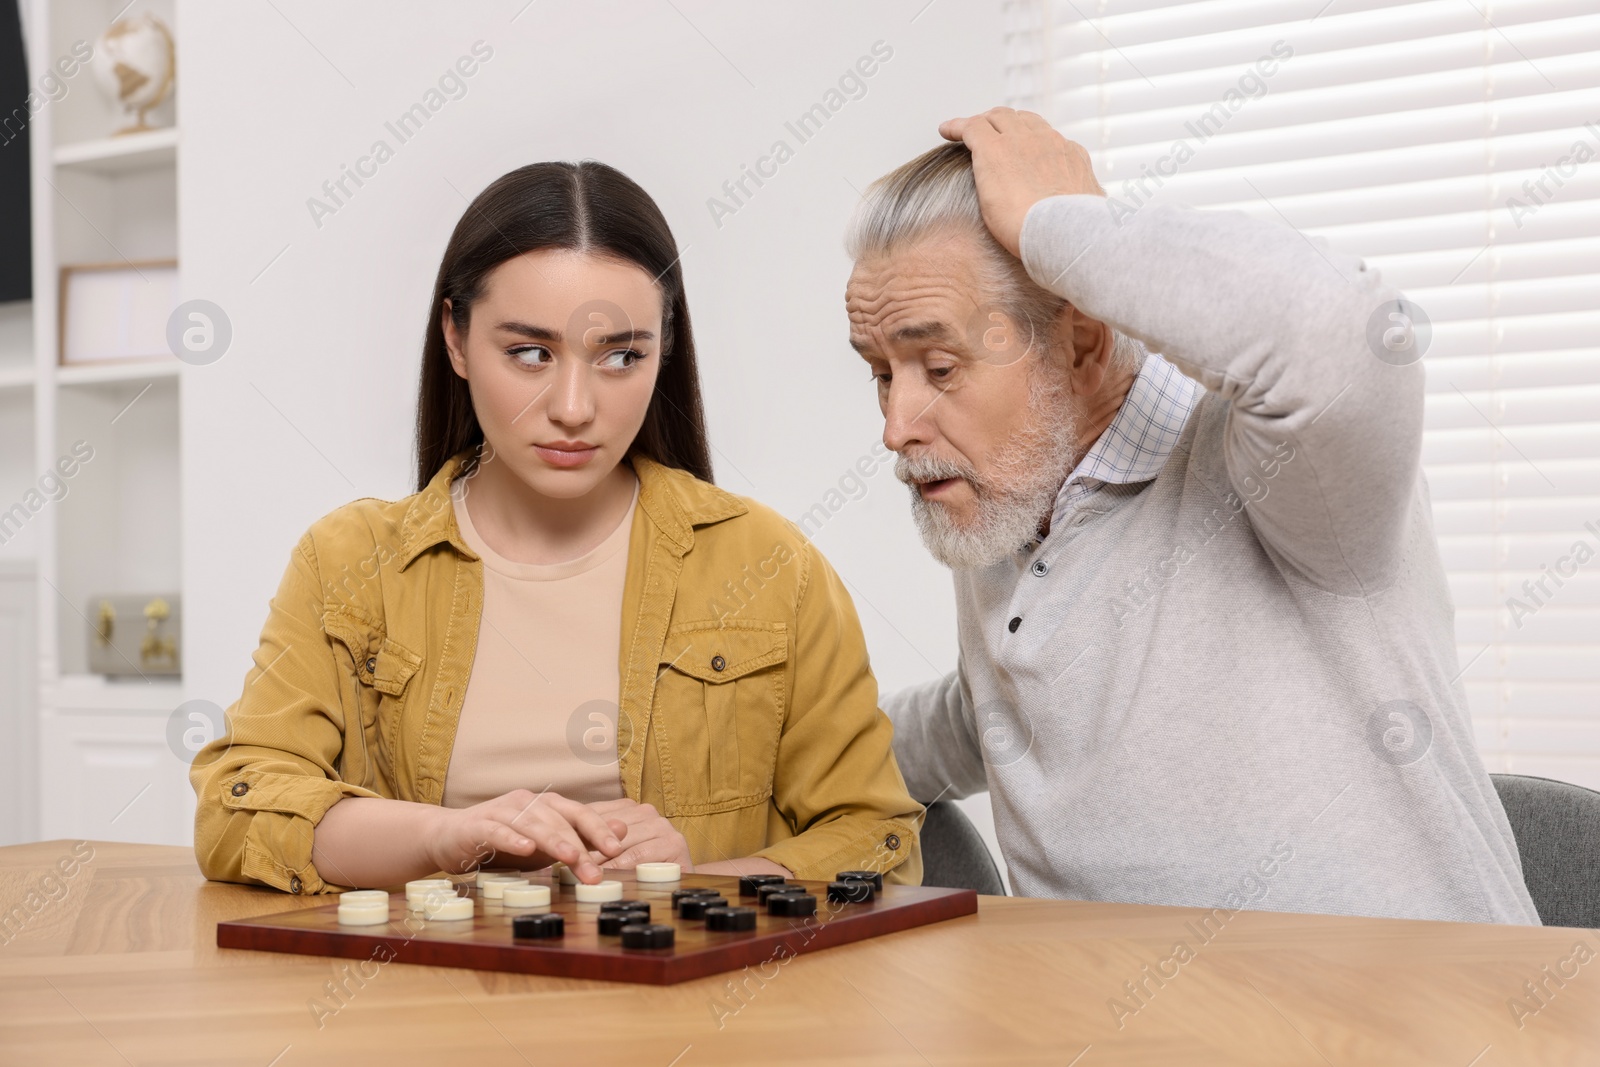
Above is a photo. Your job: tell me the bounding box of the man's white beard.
[896,376,1083,570]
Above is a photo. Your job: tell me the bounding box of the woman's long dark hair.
[415,161,713,490]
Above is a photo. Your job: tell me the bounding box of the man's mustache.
[895,451,977,489]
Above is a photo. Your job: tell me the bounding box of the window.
[1005,0,1600,786]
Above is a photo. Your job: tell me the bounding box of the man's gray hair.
[844,142,1143,372]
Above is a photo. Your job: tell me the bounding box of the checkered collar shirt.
[1046,351,1200,536]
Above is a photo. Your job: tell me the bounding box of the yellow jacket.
[190,452,923,894]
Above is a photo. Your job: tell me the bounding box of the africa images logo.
[1365,699,1434,767]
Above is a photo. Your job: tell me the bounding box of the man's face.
[847,228,1081,567]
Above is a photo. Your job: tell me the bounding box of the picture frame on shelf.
[58,260,178,366]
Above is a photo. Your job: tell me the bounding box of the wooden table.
[2,841,1596,1065]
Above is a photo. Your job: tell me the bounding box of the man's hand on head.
[939,108,1104,259]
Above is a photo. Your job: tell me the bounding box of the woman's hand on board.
[583,798,694,871]
[426,788,627,884]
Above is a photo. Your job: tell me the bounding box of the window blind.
[1004,0,1600,787]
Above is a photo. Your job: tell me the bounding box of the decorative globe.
[93,13,175,135]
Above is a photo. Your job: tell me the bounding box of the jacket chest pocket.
[325,612,423,789]
[653,621,788,815]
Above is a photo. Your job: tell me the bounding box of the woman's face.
[443,248,664,500]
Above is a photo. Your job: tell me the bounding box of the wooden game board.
[216,872,978,985]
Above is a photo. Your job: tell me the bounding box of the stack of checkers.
[511,912,564,939]
[336,890,391,926]
[742,870,883,915]
[827,870,883,904]
[735,870,883,918]
[403,880,473,920]
[468,870,554,907]
[479,874,529,900]
[596,900,651,935]
[671,888,757,933]
[591,899,673,949]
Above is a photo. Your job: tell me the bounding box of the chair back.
[1491,773,1600,928]
[920,799,1007,896]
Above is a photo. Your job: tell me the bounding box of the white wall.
[178,1,1007,881]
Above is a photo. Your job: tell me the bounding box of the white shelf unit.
[15,0,190,849]
[55,358,179,386]
[0,364,36,391]
[53,125,178,173]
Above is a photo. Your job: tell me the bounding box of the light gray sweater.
[884,194,1540,925]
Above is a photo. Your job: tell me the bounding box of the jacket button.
[366,657,377,673]
[289,875,302,894]
[1008,616,1021,633]
[1031,560,1049,577]
[884,834,901,851]
[711,655,726,672]
[230,782,249,797]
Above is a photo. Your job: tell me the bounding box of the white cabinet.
[39,680,192,846]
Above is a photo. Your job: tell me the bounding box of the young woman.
[189,161,922,893]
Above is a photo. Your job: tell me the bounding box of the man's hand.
[584,798,694,871]
[939,107,1104,258]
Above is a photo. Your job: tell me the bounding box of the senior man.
[848,109,1537,925]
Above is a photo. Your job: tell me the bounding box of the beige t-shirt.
[440,478,636,808]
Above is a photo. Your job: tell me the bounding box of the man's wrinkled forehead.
[846,248,983,355]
